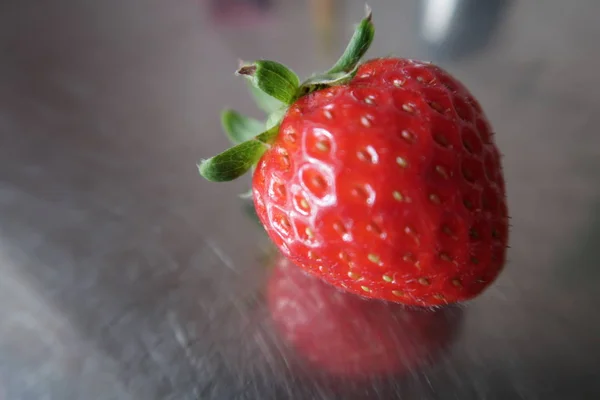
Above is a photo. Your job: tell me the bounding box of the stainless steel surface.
[1,0,599,399]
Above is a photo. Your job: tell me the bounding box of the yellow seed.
[440,252,452,262]
[392,290,404,297]
[429,193,441,204]
[284,127,297,143]
[305,227,314,238]
[393,79,404,87]
[357,149,370,162]
[428,101,445,114]
[299,198,309,210]
[339,251,350,262]
[279,149,290,169]
[366,222,383,236]
[367,253,380,264]
[383,274,393,283]
[361,285,371,292]
[364,96,375,104]
[452,279,462,287]
[463,139,474,153]
[315,140,330,152]
[404,226,416,236]
[393,191,403,201]
[401,130,415,143]
[361,116,372,127]
[324,110,333,119]
[418,277,431,286]
[348,271,360,280]
[396,157,408,168]
[434,133,449,147]
[332,221,348,237]
[402,103,415,113]
[351,186,370,201]
[436,165,449,179]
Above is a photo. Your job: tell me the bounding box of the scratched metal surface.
[1,0,600,399]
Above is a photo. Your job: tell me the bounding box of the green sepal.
[248,83,283,115]
[327,5,374,74]
[265,106,288,130]
[221,109,265,144]
[237,60,300,106]
[298,66,359,96]
[199,8,378,186]
[198,125,278,182]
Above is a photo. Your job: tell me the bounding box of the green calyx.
[198,6,375,183]
[198,125,279,182]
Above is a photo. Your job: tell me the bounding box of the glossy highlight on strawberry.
[199,7,509,307]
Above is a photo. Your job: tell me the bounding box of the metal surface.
[1,0,599,398]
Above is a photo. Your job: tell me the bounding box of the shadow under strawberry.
[266,255,464,383]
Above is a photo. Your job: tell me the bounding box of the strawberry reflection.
[267,256,463,379]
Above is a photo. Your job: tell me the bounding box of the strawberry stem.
[221,109,266,144]
[248,82,283,114]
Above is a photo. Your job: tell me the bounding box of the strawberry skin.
[267,256,462,378]
[253,58,508,306]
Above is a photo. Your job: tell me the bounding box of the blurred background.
[1,0,600,399]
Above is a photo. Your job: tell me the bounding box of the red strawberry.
[199,8,508,306]
[267,256,462,379]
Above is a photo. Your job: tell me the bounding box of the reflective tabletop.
[1,0,599,399]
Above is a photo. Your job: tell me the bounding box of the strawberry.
[199,7,508,306]
[267,256,462,379]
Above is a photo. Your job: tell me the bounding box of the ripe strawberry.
[199,8,509,306]
[267,256,462,379]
